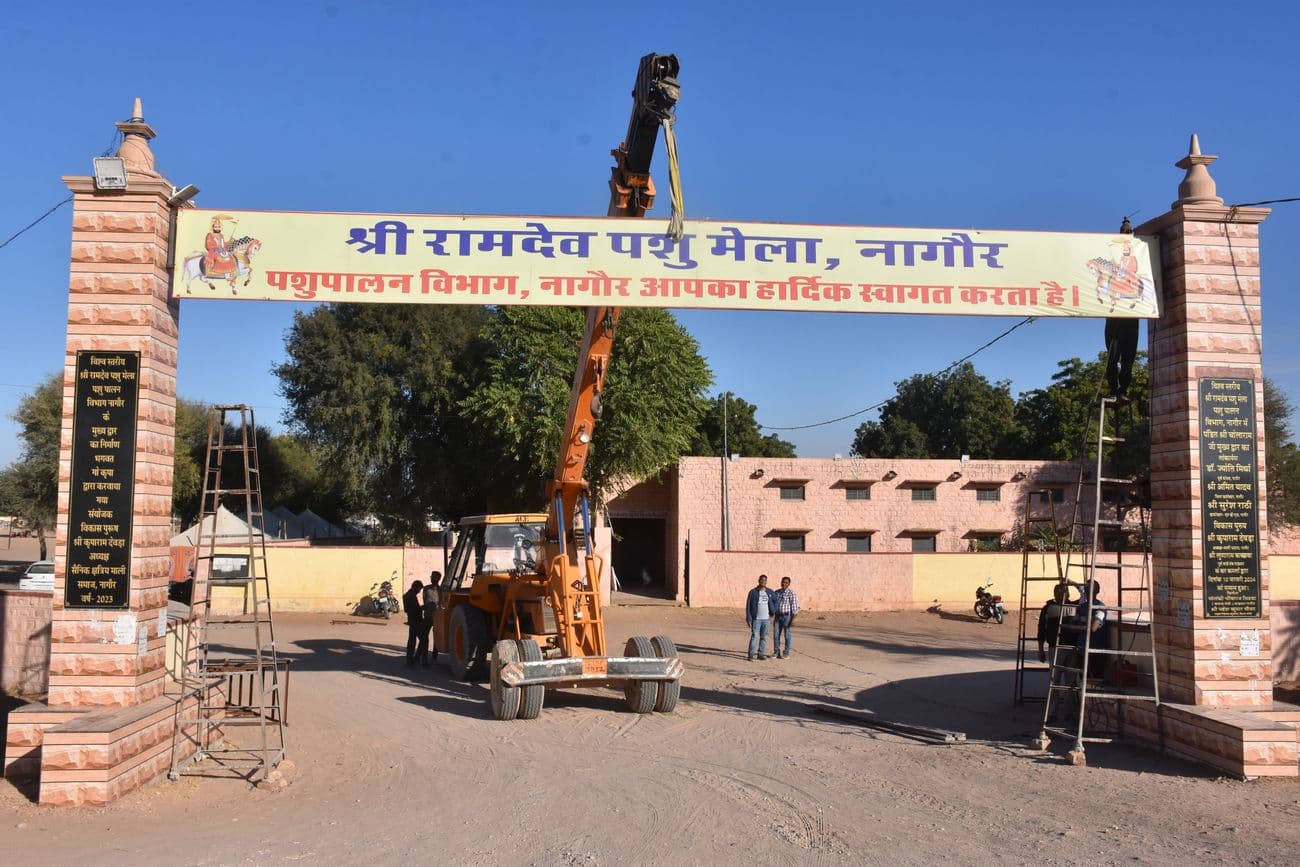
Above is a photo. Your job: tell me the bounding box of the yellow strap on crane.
[662,115,685,241]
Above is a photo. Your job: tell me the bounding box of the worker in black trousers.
[403,580,426,666]
[1104,318,1139,401]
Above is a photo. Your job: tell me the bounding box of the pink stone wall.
[1273,600,1300,683]
[686,549,913,609]
[0,589,52,695]
[403,546,446,587]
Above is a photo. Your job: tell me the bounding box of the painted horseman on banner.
[182,213,263,293]
[1086,237,1154,311]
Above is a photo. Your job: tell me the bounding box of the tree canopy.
[0,372,62,557]
[459,306,712,507]
[688,392,796,458]
[276,303,487,539]
[1265,377,1300,526]
[277,304,713,538]
[850,362,1018,459]
[1013,352,1150,478]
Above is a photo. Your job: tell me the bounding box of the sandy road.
[4,603,1300,865]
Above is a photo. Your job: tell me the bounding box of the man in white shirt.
[745,574,778,661]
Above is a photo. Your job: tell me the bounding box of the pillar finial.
[1173,132,1223,207]
[114,97,160,178]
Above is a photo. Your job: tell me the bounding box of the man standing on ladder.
[1105,216,1140,403]
[1105,317,1139,402]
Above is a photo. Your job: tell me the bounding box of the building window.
[778,534,806,552]
[1037,488,1066,504]
[778,485,805,501]
[975,487,1000,503]
[911,535,937,552]
[845,535,872,553]
[845,486,871,501]
[970,534,1004,552]
[911,485,937,502]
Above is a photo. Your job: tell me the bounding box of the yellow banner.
[172,210,1160,318]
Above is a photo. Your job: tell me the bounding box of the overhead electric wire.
[0,196,74,254]
[1229,196,1300,207]
[761,316,1039,432]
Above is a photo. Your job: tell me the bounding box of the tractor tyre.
[449,604,491,681]
[489,640,521,721]
[517,639,546,720]
[623,636,660,714]
[650,635,681,713]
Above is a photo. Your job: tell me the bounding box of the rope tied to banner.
[662,114,685,242]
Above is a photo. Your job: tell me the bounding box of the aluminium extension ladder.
[1013,493,1066,704]
[1035,394,1159,765]
[168,405,287,783]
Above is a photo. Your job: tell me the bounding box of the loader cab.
[432,513,547,662]
[441,514,545,593]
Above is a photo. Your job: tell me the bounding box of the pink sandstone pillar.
[1138,135,1272,708]
[50,99,179,709]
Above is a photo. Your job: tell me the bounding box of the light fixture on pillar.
[92,157,127,190]
[168,184,200,207]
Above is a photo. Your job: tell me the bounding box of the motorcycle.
[370,576,401,619]
[974,580,1006,624]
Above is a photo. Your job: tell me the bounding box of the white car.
[18,560,55,592]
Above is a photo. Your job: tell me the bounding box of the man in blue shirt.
[746,574,778,661]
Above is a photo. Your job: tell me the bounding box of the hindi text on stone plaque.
[64,351,140,609]
[1199,377,1262,619]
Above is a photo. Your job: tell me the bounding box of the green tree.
[1264,377,1300,527]
[1013,352,1149,477]
[170,400,348,530]
[689,392,796,457]
[170,397,210,526]
[461,306,713,507]
[3,373,62,558]
[850,362,1019,459]
[276,303,487,541]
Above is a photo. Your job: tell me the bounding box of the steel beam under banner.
[172,209,1160,319]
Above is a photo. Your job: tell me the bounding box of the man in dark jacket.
[745,574,778,661]
[403,580,425,666]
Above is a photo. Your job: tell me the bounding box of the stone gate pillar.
[4,99,183,805]
[52,99,179,708]
[1134,135,1296,776]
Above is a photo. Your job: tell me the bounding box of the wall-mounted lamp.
[576,424,591,444]
[752,468,765,478]
[882,470,897,481]
[1011,471,1027,482]
[92,156,127,191]
[168,184,200,207]
[948,471,963,481]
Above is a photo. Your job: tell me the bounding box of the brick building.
[607,456,1088,601]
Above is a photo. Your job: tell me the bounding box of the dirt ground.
[4,597,1300,865]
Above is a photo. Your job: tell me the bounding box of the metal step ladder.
[1013,493,1066,704]
[169,405,287,783]
[1035,395,1159,765]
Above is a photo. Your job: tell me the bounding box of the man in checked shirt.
[772,576,799,659]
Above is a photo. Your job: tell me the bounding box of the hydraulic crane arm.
[607,53,681,219]
[542,55,681,657]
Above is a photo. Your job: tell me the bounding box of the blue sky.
[2,1,1299,466]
